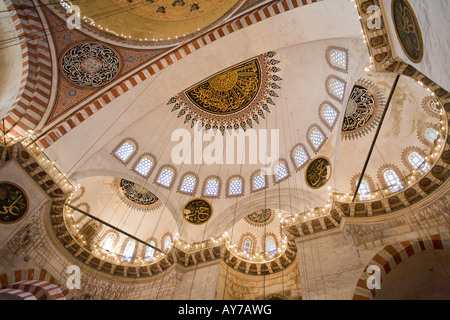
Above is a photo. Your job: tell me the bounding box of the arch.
[162,233,173,251]
[98,230,120,253]
[353,234,450,300]
[1,0,53,139]
[0,268,66,300]
[401,146,430,174]
[377,164,404,192]
[154,164,177,189]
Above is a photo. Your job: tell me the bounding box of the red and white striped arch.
[2,0,53,139]
[353,234,449,300]
[0,268,67,300]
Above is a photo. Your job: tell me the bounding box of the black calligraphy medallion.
[60,42,122,88]
[0,182,29,224]
[392,0,423,63]
[305,157,332,189]
[183,198,213,225]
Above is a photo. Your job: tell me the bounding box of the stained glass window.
[383,169,403,192]
[145,241,156,262]
[424,127,439,144]
[163,235,172,251]
[408,151,430,174]
[265,236,277,259]
[357,179,371,201]
[242,237,253,253]
[122,240,136,261]
[100,232,116,252]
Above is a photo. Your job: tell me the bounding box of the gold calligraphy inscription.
[305,157,332,189]
[183,198,213,225]
[392,0,423,63]
[185,58,261,115]
[0,182,28,224]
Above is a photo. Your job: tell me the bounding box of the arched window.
[179,174,197,194]
[326,46,348,72]
[424,127,439,144]
[134,155,154,177]
[242,237,253,253]
[100,232,117,252]
[252,173,266,191]
[265,236,277,259]
[122,240,136,261]
[156,167,175,188]
[292,144,309,170]
[145,240,156,262]
[228,177,243,196]
[357,179,372,201]
[163,235,172,251]
[326,76,346,101]
[114,140,136,163]
[309,127,325,151]
[203,177,220,197]
[274,161,289,182]
[320,104,338,129]
[383,169,403,192]
[408,151,430,174]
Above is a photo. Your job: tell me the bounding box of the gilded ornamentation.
[244,209,274,227]
[0,182,28,224]
[183,198,213,225]
[305,157,332,189]
[392,0,423,63]
[114,178,162,211]
[167,52,281,134]
[341,80,385,141]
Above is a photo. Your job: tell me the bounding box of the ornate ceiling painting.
[114,178,162,211]
[244,209,275,227]
[167,52,282,134]
[341,79,385,141]
[43,8,167,126]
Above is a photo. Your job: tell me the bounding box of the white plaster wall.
[383,0,450,91]
[172,263,221,300]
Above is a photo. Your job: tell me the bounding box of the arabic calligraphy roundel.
[0,182,29,224]
[305,157,332,189]
[60,42,122,88]
[183,198,213,225]
[392,0,423,63]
